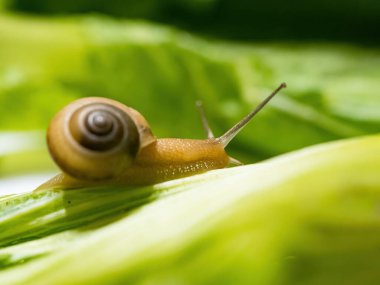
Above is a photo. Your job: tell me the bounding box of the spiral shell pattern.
[47,98,148,180]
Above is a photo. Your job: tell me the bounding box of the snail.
[37,83,286,190]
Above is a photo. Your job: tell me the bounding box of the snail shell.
[47,97,156,180]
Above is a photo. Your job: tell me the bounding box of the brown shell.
[47,97,156,180]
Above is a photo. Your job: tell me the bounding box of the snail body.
[38,83,286,190]
[118,138,228,184]
[40,138,228,189]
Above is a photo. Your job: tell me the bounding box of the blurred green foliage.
[0,132,55,177]
[1,14,380,167]
[0,2,380,285]
[5,0,380,44]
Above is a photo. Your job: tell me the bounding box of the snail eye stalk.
[217,83,286,147]
[195,100,215,139]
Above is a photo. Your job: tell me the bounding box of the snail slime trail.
[37,83,286,190]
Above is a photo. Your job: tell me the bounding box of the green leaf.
[1,14,380,161]
[1,134,380,284]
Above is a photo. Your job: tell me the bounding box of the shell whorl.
[47,97,155,180]
[69,103,131,152]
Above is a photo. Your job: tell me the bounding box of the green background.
[0,2,380,284]
[1,1,380,176]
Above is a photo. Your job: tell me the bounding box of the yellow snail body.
[38,83,286,190]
